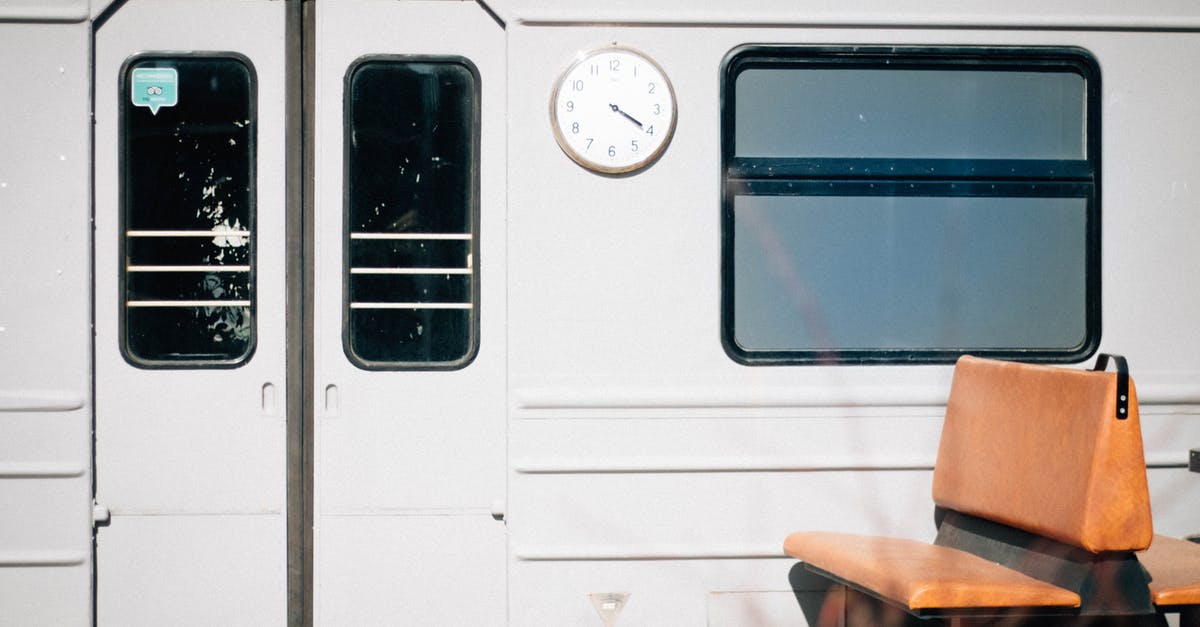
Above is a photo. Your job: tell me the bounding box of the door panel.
[93,2,287,623]
[313,2,508,622]
[92,3,507,623]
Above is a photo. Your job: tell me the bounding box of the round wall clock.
[550,46,678,175]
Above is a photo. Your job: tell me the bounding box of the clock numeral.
[653,103,661,115]
[646,125,655,136]
[630,139,639,153]
[609,58,621,72]
[572,79,584,92]
[607,145,616,158]
[589,64,598,76]
[571,122,580,134]
[648,82,656,94]
[585,138,593,150]
[565,100,574,112]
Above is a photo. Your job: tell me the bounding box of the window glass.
[721,47,1099,364]
[121,55,256,367]
[733,194,1087,351]
[344,58,480,369]
[735,69,1085,159]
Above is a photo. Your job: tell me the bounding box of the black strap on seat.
[1093,353,1130,420]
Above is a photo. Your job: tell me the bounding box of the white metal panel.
[707,590,818,627]
[507,23,1200,625]
[319,516,506,625]
[0,20,92,627]
[313,1,508,623]
[93,1,288,623]
[512,470,936,560]
[96,516,285,626]
[487,0,1200,28]
[0,0,88,22]
[511,559,802,625]
[506,23,1200,461]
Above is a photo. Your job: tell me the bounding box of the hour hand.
[609,103,644,129]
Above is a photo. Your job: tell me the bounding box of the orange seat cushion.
[784,531,1081,610]
[933,356,1153,553]
[1140,535,1200,606]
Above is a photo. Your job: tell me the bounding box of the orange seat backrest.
[932,356,1153,553]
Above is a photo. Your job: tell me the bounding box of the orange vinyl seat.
[1140,535,1200,607]
[784,355,1200,625]
[784,531,1080,612]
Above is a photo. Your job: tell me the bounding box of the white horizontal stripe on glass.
[349,302,472,310]
[126,300,251,308]
[350,232,470,240]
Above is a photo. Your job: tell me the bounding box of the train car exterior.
[1,0,1199,624]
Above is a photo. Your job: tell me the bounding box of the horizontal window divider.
[727,158,1092,181]
[730,179,1092,198]
[349,267,471,275]
[350,302,473,310]
[127,265,251,272]
[126,300,251,308]
[350,232,472,241]
[126,230,251,238]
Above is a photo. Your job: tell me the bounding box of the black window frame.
[720,45,1101,366]
[342,55,482,371]
[118,52,258,369]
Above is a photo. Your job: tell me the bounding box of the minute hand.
[609,103,644,129]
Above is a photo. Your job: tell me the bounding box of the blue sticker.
[131,67,178,115]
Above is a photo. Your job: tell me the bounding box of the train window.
[344,57,480,369]
[721,46,1100,365]
[120,54,256,368]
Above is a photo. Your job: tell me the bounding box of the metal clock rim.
[548,44,679,175]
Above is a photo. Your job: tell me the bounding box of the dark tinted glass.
[121,55,256,367]
[345,59,479,369]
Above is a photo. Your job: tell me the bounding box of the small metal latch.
[92,503,111,527]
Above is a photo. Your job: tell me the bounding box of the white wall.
[506,22,1200,625]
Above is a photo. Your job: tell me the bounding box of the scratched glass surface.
[123,57,255,364]
[345,61,476,366]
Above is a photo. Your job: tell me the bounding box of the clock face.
[550,47,677,174]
